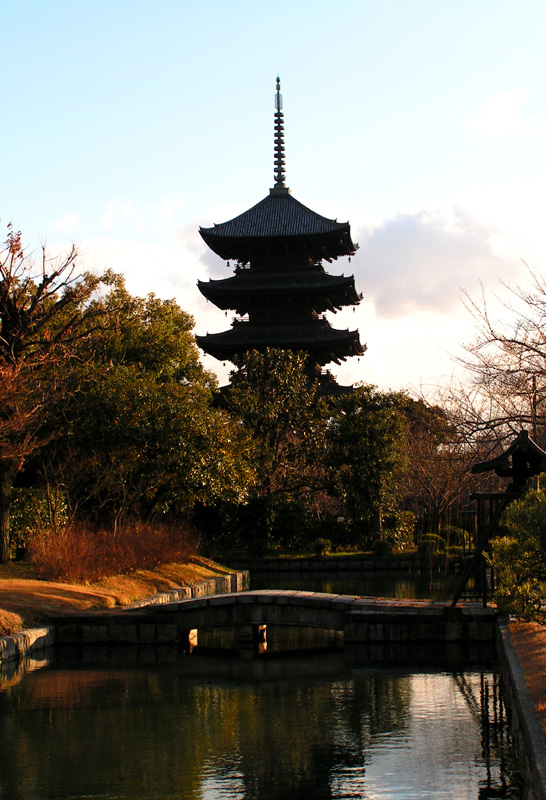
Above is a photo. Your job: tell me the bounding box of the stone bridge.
[56,590,498,655]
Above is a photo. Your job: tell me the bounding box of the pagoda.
[196,78,365,392]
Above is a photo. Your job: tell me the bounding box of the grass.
[0,517,232,636]
[0,556,232,636]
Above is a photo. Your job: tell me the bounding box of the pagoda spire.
[271,77,290,196]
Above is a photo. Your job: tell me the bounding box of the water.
[0,654,522,800]
[0,567,523,799]
[249,568,459,600]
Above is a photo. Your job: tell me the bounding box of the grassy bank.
[0,557,233,636]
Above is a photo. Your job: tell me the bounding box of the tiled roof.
[199,271,355,293]
[196,321,364,364]
[198,271,361,312]
[200,193,351,240]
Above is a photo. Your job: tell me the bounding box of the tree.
[326,385,406,546]
[455,265,546,449]
[0,224,109,562]
[489,489,546,619]
[38,278,255,522]
[400,398,477,539]
[224,349,327,549]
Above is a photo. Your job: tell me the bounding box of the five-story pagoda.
[196,78,365,392]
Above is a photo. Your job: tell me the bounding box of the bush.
[418,533,446,557]
[312,537,332,556]
[382,511,415,551]
[488,490,546,620]
[372,538,393,557]
[29,519,197,583]
[10,487,68,557]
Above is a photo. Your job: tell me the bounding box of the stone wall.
[0,569,249,666]
[497,620,546,800]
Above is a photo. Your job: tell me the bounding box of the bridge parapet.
[55,591,499,655]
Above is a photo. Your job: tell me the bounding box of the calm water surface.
[0,655,522,800]
[249,568,460,600]
[0,569,521,799]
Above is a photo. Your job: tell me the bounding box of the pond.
[0,653,522,800]
[0,567,523,799]
[249,567,460,600]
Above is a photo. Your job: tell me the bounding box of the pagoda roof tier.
[196,321,365,365]
[198,271,361,312]
[199,192,356,263]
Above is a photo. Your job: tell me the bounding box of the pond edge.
[497,619,546,800]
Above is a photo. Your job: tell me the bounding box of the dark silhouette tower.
[196,78,365,393]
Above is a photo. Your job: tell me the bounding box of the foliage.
[312,537,332,556]
[326,385,406,546]
[29,519,197,583]
[39,277,256,521]
[0,224,113,562]
[418,533,447,557]
[9,486,68,554]
[382,510,416,551]
[488,489,546,619]
[372,538,394,557]
[223,349,327,548]
[228,349,326,498]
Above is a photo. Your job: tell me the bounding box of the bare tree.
[455,265,546,450]
[400,398,481,539]
[0,223,108,562]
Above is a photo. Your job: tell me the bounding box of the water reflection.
[0,651,522,800]
[250,569,459,600]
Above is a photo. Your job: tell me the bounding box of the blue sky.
[3,0,546,390]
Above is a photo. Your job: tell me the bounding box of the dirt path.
[0,558,232,635]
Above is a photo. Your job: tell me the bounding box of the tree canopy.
[0,225,114,561]
[38,275,255,522]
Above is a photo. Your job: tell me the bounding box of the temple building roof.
[199,193,356,260]
[196,321,364,365]
[198,271,361,311]
[199,77,356,263]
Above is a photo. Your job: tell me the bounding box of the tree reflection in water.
[0,648,523,800]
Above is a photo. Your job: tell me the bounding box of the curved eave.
[195,323,365,365]
[199,229,356,263]
[199,193,356,261]
[197,274,362,311]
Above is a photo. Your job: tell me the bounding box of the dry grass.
[0,556,231,635]
[29,520,196,583]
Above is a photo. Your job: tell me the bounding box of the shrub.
[312,537,332,556]
[29,519,197,583]
[488,490,546,620]
[10,487,68,557]
[382,511,416,551]
[372,538,393,557]
[418,533,446,557]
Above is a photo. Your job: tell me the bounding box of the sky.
[3,0,546,393]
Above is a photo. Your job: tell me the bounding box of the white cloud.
[152,193,187,231]
[353,208,516,318]
[467,89,543,138]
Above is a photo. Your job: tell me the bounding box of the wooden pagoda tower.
[196,78,365,393]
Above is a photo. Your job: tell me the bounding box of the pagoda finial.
[271,77,290,196]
